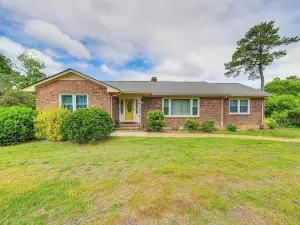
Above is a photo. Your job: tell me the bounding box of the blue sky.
[0,0,299,87]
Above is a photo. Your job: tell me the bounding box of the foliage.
[1,52,48,92]
[35,108,70,141]
[266,119,278,129]
[0,107,37,146]
[0,54,15,90]
[146,110,165,132]
[14,52,47,89]
[224,21,300,90]
[61,108,114,143]
[199,120,218,133]
[226,123,237,132]
[265,77,300,95]
[264,94,300,118]
[114,119,120,128]
[184,119,199,132]
[271,111,290,126]
[287,108,300,126]
[0,90,36,109]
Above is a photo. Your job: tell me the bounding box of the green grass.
[0,137,299,224]
[218,127,300,139]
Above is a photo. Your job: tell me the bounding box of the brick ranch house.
[23,69,272,128]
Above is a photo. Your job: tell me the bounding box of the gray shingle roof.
[104,81,272,97]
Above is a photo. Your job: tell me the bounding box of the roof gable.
[22,69,120,92]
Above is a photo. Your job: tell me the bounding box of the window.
[163,99,169,115]
[163,99,199,116]
[120,100,124,114]
[192,99,198,115]
[229,99,249,114]
[60,94,87,111]
[136,99,138,114]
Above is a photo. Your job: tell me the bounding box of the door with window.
[125,99,134,121]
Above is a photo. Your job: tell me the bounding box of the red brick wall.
[112,96,119,120]
[223,98,263,126]
[141,97,162,126]
[141,97,264,127]
[36,80,111,113]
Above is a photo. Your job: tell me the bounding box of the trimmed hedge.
[199,120,218,133]
[0,107,37,146]
[35,108,70,141]
[184,119,199,132]
[61,108,114,143]
[146,110,165,132]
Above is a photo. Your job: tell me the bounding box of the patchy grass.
[218,127,300,139]
[0,137,299,224]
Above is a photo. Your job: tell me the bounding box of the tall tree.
[224,21,300,90]
[14,52,47,89]
[0,54,20,90]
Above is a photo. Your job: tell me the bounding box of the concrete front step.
[116,126,140,130]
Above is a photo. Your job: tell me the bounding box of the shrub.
[287,108,300,126]
[226,123,237,132]
[61,108,114,143]
[0,107,37,146]
[265,94,300,117]
[114,119,120,128]
[271,111,290,126]
[35,108,70,141]
[199,120,218,133]
[146,110,165,132]
[184,119,199,132]
[266,119,278,129]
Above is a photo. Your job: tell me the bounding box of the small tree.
[14,52,47,89]
[224,21,300,90]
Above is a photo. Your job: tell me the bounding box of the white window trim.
[59,93,88,111]
[162,98,200,117]
[229,98,250,115]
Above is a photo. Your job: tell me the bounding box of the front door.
[125,99,134,121]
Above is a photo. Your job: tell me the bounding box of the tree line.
[0,52,47,108]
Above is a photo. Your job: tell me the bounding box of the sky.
[0,0,299,88]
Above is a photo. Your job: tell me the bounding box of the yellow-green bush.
[35,108,70,141]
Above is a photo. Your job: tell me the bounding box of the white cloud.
[24,20,90,59]
[74,62,93,69]
[0,36,63,74]
[1,0,300,87]
[100,64,119,76]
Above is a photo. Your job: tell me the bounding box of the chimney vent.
[151,77,157,82]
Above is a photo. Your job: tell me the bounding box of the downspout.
[221,96,228,127]
[261,98,265,126]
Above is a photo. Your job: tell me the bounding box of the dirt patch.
[229,206,273,225]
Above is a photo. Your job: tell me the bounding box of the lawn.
[0,137,299,224]
[218,127,300,139]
